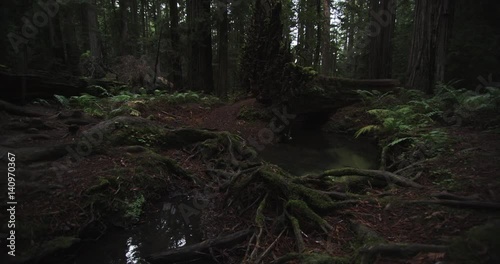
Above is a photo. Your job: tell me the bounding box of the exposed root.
[305,168,424,188]
[431,191,479,201]
[288,215,305,253]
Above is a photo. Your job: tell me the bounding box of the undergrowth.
[54,88,220,118]
[354,83,499,171]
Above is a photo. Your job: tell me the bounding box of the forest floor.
[1,97,499,264]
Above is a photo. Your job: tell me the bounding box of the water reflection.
[260,131,378,175]
[75,196,202,264]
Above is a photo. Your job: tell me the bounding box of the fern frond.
[54,94,69,107]
[354,125,381,138]
[386,137,413,148]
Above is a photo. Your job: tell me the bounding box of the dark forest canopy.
[1,0,499,102]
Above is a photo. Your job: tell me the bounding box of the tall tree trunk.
[130,0,138,55]
[187,0,214,93]
[297,0,305,63]
[140,0,147,54]
[154,0,162,74]
[216,0,229,99]
[87,0,102,61]
[303,0,315,66]
[406,0,455,94]
[168,0,182,89]
[346,0,356,76]
[119,0,129,55]
[314,0,321,69]
[366,0,396,79]
[321,0,332,75]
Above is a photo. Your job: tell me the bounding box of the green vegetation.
[53,89,220,118]
[354,84,499,171]
[237,105,271,121]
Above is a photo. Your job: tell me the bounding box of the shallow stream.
[75,131,378,263]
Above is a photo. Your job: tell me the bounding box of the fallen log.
[0,99,44,117]
[146,229,254,264]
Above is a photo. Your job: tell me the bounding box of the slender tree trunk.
[314,0,321,69]
[406,0,455,94]
[168,0,182,89]
[87,0,102,61]
[321,0,332,75]
[297,0,305,63]
[119,0,129,55]
[216,0,229,99]
[346,0,355,76]
[367,0,396,79]
[187,0,214,93]
[130,0,138,55]
[303,0,315,67]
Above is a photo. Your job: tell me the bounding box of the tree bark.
[168,0,182,90]
[406,0,455,94]
[320,0,332,76]
[86,0,102,61]
[119,0,129,55]
[216,0,229,99]
[366,0,396,79]
[187,0,214,93]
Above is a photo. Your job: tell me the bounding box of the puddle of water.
[75,195,206,264]
[259,131,379,175]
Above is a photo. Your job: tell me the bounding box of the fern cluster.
[53,89,220,119]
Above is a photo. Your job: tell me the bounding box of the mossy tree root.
[304,168,424,188]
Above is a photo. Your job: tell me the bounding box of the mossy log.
[0,68,124,103]
[287,76,400,114]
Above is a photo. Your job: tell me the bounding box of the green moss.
[85,177,112,194]
[286,200,331,232]
[237,106,271,121]
[255,195,267,227]
[289,183,337,212]
[123,194,145,221]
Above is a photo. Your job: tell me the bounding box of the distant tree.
[186,0,214,93]
[320,0,332,76]
[216,0,229,99]
[168,0,182,89]
[366,0,396,79]
[406,0,455,94]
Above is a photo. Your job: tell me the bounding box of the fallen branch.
[307,168,423,188]
[409,200,500,210]
[431,192,479,201]
[146,229,254,264]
